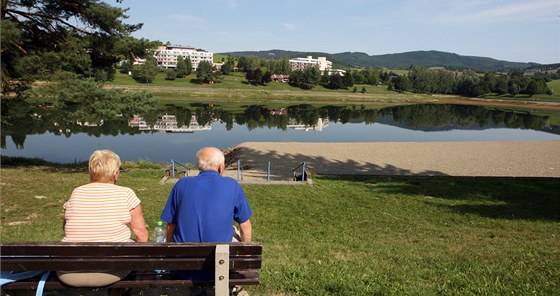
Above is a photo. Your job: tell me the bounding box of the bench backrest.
[0,242,262,272]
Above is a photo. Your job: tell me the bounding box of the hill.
[219,49,540,71]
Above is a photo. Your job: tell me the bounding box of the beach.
[221,141,560,180]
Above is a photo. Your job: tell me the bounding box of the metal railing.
[292,162,307,181]
[237,160,272,181]
[170,159,190,178]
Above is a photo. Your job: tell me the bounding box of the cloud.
[429,0,558,24]
[282,22,297,31]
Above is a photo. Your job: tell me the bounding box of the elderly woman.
[57,150,148,292]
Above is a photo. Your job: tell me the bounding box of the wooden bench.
[0,242,262,295]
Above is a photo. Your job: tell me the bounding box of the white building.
[289,56,332,72]
[153,45,213,70]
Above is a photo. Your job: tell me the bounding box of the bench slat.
[1,257,262,271]
[0,242,262,257]
[1,271,260,290]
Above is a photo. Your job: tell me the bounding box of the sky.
[116,0,560,64]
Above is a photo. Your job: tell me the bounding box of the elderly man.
[161,147,252,243]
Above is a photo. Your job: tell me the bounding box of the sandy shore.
[222,141,560,180]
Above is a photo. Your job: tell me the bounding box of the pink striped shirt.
[62,182,141,242]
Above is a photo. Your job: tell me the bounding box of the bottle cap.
[157,220,163,227]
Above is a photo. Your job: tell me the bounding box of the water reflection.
[129,114,212,133]
[2,100,559,151]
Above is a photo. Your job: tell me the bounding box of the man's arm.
[166,223,176,242]
[239,219,252,242]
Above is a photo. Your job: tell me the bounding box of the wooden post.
[215,244,230,296]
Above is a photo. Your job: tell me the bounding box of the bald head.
[196,147,225,172]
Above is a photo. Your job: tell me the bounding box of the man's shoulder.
[176,176,195,184]
[220,175,241,185]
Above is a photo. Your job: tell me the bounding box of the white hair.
[196,147,225,171]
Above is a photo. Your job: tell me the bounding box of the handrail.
[292,162,307,181]
[237,160,244,180]
[171,159,190,178]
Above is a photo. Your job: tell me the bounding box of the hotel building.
[153,45,213,69]
[289,56,332,72]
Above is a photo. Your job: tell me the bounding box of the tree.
[165,69,177,80]
[185,57,193,76]
[343,70,355,88]
[327,73,345,89]
[352,71,366,84]
[176,56,188,78]
[253,69,263,85]
[132,57,159,83]
[119,60,133,74]
[525,77,549,97]
[393,75,411,92]
[196,60,215,83]
[115,36,161,64]
[2,0,143,94]
[221,55,235,75]
[320,70,330,85]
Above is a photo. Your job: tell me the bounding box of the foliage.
[289,67,321,89]
[132,57,159,83]
[196,60,221,84]
[35,73,156,117]
[1,0,143,95]
[175,56,192,78]
[165,69,177,80]
[388,67,553,98]
[115,36,161,62]
[327,73,345,89]
[119,60,134,74]
[220,55,235,75]
[342,70,355,88]
[245,68,272,85]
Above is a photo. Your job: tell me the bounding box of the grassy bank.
[1,164,558,295]
[106,72,560,106]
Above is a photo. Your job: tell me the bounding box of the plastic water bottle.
[154,220,166,243]
[154,221,166,275]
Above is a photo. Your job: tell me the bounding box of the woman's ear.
[112,170,120,183]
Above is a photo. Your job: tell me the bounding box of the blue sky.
[117,0,559,64]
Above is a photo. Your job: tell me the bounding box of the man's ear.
[218,163,225,175]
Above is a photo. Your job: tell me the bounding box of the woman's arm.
[130,204,149,242]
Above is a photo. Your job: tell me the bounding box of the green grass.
[1,164,559,295]
[546,79,560,101]
[467,80,560,103]
[107,71,437,107]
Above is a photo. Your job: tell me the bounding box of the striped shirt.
[62,182,141,242]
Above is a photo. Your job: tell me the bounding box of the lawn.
[107,71,419,107]
[1,163,558,295]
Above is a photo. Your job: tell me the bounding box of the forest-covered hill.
[219,49,540,71]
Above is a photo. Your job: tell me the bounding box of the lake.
[2,103,559,164]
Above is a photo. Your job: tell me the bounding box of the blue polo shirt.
[160,170,252,243]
